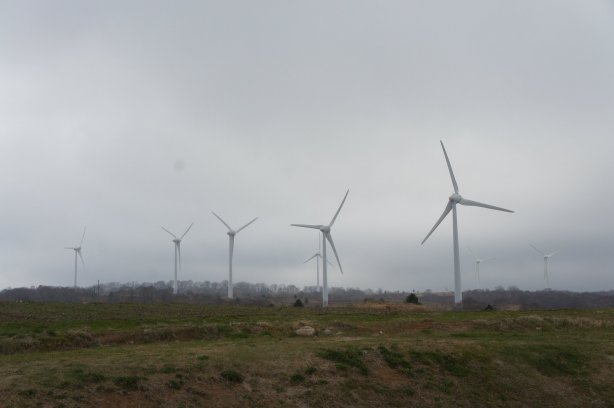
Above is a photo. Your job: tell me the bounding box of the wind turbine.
[421,141,513,307]
[212,212,258,299]
[65,226,86,288]
[468,248,494,289]
[161,223,194,295]
[303,237,334,292]
[292,189,348,307]
[529,244,559,288]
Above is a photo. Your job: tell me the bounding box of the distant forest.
[1,281,614,310]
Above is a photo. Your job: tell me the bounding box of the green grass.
[317,347,369,375]
[1,303,614,406]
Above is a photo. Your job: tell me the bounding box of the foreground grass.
[1,303,614,407]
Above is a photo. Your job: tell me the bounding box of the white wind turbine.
[422,141,513,307]
[529,244,559,288]
[468,248,494,289]
[161,223,194,295]
[292,190,348,307]
[303,237,334,292]
[212,212,258,299]
[65,226,86,288]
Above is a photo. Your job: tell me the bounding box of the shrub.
[221,369,244,383]
[113,376,141,390]
[290,373,305,384]
[318,347,368,375]
[405,293,420,304]
[293,299,304,308]
[305,366,317,375]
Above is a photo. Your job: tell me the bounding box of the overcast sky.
[1,1,613,293]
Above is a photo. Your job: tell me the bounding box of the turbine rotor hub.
[320,226,330,233]
[227,230,236,236]
[449,193,462,203]
[173,239,181,244]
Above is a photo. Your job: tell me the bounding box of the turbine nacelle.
[449,193,462,203]
[227,230,236,237]
[320,225,331,233]
[172,239,181,244]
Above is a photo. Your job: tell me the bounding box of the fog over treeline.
[2,281,614,310]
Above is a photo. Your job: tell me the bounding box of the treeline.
[460,287,614,310]
[1,282,614,309]
[0,281,383,306]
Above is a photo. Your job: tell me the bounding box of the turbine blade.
[329,189,349,227]
[77,250,85,271]
[459,198,514,213]
[421,201,454,245]
[326,259,334,267]
[547,251,559,257]
[440,141,458,193]
[65,247,74,250]
[484,257,496,262]
[161,227,178,239]
[303,254,318,263]
[236,217,258,234]
[529,244,545,256]
[291,224,322,229]
[180,222,194,239]
[212,212,232,231]
[467,246,477,259]
[324,232,343,274]
[80,226,86,246]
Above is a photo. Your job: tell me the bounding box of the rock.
[295,326,316,336]
[322,329,332,336]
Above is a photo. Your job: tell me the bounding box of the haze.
[1,1,613,293]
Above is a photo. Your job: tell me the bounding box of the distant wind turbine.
[468,247,494,289]
[161,223,194,295]
[212,212,258,299]
[292,189,348,307]
[421,141,513,307]
[303,237,334,292]
[65,226,86,288]
[529,244,559,288]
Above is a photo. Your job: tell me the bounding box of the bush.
[290,373,305,384]
[113,375,141,390]
[221,369,244,383]
[293,298,304,307]
[318,347,369,375]
[405,293,420,304]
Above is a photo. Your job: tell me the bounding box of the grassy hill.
[1,302,613,407]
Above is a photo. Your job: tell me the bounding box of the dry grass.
[1,303,614,407]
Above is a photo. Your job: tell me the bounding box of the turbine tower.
[303,237,333,292]
[161,223,194,295]
[212,213,258,299]
[292,189,348,307]
[468,248,494,289]
[65,226,86,288]
[529,244,558,288]
[421,141,513,307]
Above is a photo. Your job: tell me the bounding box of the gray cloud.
[1,1,613,292]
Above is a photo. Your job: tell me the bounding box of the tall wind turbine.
[212,213,258,299]
[421,141,513,307]
[65,226,86,288]
[161,223,194,295]
[292,189,348,307]
[529,244,558,288]
[468,248,494,289]
[303,237,334,292]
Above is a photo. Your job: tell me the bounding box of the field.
[1,302,614,407]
